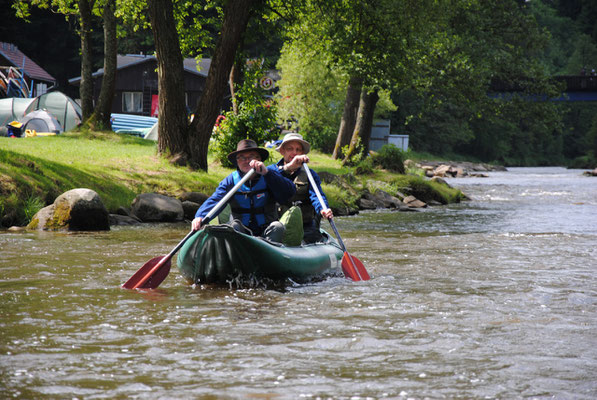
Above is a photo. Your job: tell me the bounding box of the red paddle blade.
[341,252,370,281]
[122,256,171,289]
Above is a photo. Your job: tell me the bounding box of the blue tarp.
[111,113,157,134]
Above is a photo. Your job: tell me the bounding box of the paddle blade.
[341,252,370,281]
[122,256,171,289]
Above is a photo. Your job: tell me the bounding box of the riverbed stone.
[179,192,209,205]
[403,195,427,208]
[182,200,201,220]
[27,188,110,231]
[131,192,184,222]
[109,214,142,226]
[361,189,408,210]
[357,197,378,210]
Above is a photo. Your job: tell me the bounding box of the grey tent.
[0,97,35,135]
[24,91,82,131]
[20,109,62,134]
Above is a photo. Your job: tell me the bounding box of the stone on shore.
[403,195,427,208]
[27,188,110,231]
[582,168,597,176]
[131,193,184,222]
[413,160,504,178]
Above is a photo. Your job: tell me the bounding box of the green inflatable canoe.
[176,224,344,286]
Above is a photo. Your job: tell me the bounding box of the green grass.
[0,131,464,227]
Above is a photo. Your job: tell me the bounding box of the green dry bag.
[279,206,304,246]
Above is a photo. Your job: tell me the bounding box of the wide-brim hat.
[276,132,310,154]
[227,139,270,165]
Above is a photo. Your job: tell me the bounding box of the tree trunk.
[89,0,117,130]
[188,0,259,171]
[332,75,362,159]
[78,0,95,121]
[343,89,379,163]
[148,0,189,157]
[229,51,246,115]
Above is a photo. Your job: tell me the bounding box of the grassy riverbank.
[0,131,466,228]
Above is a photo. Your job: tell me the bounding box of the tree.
[333,76,362,158]
[144,0,262,170]
[88,0,117,129]
[13,0,117,124]
[147,0,189,158]
[187,0,262,170]
[78,0,96,120]
[275,38,347,153]
[278,0,436,159]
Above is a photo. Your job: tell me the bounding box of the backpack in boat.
[279,206,304,247]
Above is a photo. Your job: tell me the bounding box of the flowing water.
[1,167,596,399]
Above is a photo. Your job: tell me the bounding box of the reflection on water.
[1,168,596,398]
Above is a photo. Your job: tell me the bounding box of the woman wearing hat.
[275,133,334,243]
[191,139,296,242]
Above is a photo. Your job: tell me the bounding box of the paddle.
[122,168,257,289]
[303,164,370,281]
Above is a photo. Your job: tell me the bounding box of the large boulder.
[131,193,184,222]
[28,189,110,231]
[182,201,201,221]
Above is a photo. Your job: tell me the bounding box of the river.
[1,167,596,399]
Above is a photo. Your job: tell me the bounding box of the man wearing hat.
[276,133,334,243]
[192,139,296,242]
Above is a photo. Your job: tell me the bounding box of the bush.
[212,62,279,167]
[303,126,337,153]
[354,158,374,175]
[371,144,405,173]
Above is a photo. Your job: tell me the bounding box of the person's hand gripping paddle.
[122,169,257,289]
[303,164,370,281]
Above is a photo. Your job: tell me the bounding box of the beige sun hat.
[275,132,311,154]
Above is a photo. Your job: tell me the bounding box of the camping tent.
[144,122,158,140]
[24,91,82,131]
[20,109,62,134]
[0,97,35,136]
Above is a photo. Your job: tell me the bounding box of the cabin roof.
[68,54,211,85]
[0,42,56,83]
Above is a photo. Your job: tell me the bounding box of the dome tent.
[24,91,82,132]
[20,109,62,135]
[0,97,35,136]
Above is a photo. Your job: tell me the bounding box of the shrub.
[372,144,405,173]
[354,157,374,175]
[303,126,337,153]
[212,61,279,167]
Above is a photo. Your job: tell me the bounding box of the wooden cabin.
[69,54,210,116]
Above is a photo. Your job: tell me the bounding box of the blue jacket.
[195,165,296,234]
[276,159,330,217]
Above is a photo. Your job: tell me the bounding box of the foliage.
[275,39,346,151]
[212,61,280,167]
[390,175,464,205]
[300,126,335,154]
[354,158,374,175]
[387,0,572,166]
[340,137,364,166]
[22,195,46,225]
[371,144,406,174]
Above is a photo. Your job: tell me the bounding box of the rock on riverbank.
[410,160,507,178]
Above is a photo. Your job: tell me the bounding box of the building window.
[122,92,142,113]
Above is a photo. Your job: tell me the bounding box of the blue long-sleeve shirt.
[275,159,330,215]
[195,165,296,222]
